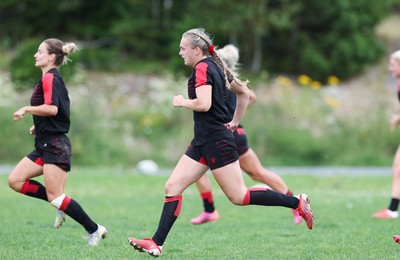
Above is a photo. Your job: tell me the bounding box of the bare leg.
[191,173,220,224]
[239,149,288,193]
[391,145,400,200]
[372,145,400,218]
[8,157,43,193]
[239,148,303,224]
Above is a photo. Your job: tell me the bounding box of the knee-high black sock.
[389,198,400,211]
[243,188,298,209]
[201,192,215,213]
[21,180,48,201]
[60,196,98,233]
[152,195,182,246]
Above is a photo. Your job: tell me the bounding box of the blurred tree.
[175,0,300,74]
[265,0,390,81]
[1,0,393,84]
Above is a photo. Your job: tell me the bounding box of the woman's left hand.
[226,121,238,132]
[172,95,185,107]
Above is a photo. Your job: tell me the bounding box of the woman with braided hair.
[128,28,314,257]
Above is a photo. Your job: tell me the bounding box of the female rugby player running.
[128,28,314,257]
[9,38,106,246]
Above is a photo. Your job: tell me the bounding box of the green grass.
[1,167,400,259]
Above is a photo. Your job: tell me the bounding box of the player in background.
[374,50,400,221]
[127,28,314,257]
[380,50,400,243]
[8,38,107,246]
[190,44,302,225]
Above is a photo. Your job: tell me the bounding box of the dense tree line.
[1,0,398,83]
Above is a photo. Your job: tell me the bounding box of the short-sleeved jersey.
[188,57,233,145]
[30,68,70,136]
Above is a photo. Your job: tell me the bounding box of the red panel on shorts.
[199,156,208,166]
[35,157,44,166]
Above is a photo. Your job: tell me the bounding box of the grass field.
[1,167,400,259]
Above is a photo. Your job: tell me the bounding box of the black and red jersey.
[30,68,70,136]
[188,57,233,145]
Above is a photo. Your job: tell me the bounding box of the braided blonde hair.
[182,28,248,89]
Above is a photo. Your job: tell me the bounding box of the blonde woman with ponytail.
[9,38,107,246]
[128,28,314,257]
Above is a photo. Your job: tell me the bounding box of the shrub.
[264,0,389,82]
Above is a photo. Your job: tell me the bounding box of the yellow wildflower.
[310,81,321,90]
[324,96,341,109]
[327,75,340,86]
[276,75,293,89]
[298,74,311,86]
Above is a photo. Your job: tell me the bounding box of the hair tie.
[208,44,215,55]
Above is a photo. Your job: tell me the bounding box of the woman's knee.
[165,179,178,195]
[226,192,246,205]
[8,175,22,191]
[8,178,17,191]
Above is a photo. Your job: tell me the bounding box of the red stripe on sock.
[165,195,182,217]
[60,196,71,211]
[21,180,29,194]
[243,189,250,205]
[174,196,182,217]
[200,192,213,203]
[21,180,39,194]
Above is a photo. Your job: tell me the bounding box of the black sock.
[389,198,400,211]
[21,180,48,201]
[63,197,98,233]
[152,195,182,246]
[201,192,215,213]
[246,188,298,208]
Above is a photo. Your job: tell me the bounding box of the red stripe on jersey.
[60,195,72,211]
[195,62,208,87]
[42,73,54,105]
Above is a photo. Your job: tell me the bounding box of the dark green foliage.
[9,38,43,91]
[265,0,389,82]
[1,0,394,84]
